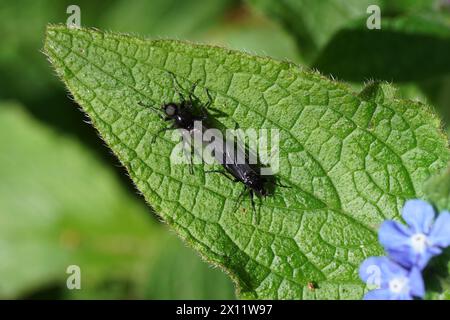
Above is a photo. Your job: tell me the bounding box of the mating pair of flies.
[139,74,287,215]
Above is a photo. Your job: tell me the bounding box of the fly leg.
[198,87,212,120]
[250,190,261,225]
[188,79,200,106]
[201,87,214,117]
[138,101,164,118]
[204,169,236,181]
[168,71,187,102]
[202,87,229,119]
[205,87,213,109]
[169,71,201,113]
[181,136,194,174]
[273,177,291,189]
[151,125,175,144]
[232,186,248,213]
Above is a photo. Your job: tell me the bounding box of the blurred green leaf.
[248,0,379,62]
[314,13,450,82]
[0,101,157,298]
[423,167,450,300]
[45,25,450,299]
[63,228,236,300]
[420,75,450,129]
[248,0,450,82]
[142,232,235,299]
[100,0,234,39]
[203,5,302,63]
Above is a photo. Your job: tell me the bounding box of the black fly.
[139,73,282,217]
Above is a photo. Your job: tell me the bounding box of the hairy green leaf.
[44,25,450,299]
[421,75,450,131]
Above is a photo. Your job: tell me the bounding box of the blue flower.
[359,257,424,300]
[379,199,450,270]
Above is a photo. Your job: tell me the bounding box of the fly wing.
[184,122,232,166]
[183,122,260,183]
[222,130,260,181]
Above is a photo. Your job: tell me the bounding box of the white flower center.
[389,277,409,294]
[410,233,428,253]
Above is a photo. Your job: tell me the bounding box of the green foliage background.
[1,0,449,299]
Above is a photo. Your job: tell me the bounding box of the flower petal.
[359,256,409,287]
[429,211,450,248]
[379,220,417,267]
[379,220,411,249]
[408,266,425,298]
[386,245,438,270]
[394,292,414,300]
[359,257,386,285]
[402,200,435,233]
[385,247,417,269]
[364,289,394,300]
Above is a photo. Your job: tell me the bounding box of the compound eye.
[165,104,177,116]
